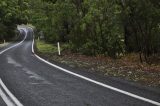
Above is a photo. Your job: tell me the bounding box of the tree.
[118,0,160,62]
[15,0,160,61]
[0,0,29,42]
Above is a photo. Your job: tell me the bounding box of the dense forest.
[0,0,28,41]
[0,0,160,62]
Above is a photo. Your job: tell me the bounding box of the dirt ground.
[37,50,160,87]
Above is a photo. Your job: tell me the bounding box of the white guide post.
[57,42,61,56]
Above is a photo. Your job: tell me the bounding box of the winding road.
[0,27,160,106]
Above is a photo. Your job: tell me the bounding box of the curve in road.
[0,26,160,106]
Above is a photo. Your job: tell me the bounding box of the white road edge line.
[0,30,27,55]
[31,31,160,106]
[0,28,26,106]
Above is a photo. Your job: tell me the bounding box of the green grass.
[0,43,9,47]
[36,40,57,54]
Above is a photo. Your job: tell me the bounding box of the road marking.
[23,68,52,85]
[0,87,15,106]
[0,79,23,106]
[0,28,27,106]
[31,30,160,106]
[7,57,22,67]
[0,30,27,55]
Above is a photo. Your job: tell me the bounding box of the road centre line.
[0,86,15,106]
[0,79,23,106]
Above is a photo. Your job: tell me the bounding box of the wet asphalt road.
[0,27,160,106]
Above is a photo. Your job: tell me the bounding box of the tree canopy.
[1,0,160,62]
[0,0,30,41]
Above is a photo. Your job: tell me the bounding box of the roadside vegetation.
[36,40,57,54]
[36,40,160,87]
[31,0,160,64]
[0,42,9,47]
[0,0,29,43]
[33,0,160,87]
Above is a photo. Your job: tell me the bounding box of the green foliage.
[3,0,158,60]
[118,0,160,62]
[68,0,124,57]
[36,40,57,54]
[0,0,30,42]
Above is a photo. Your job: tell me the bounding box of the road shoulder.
[34,40,160,104]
